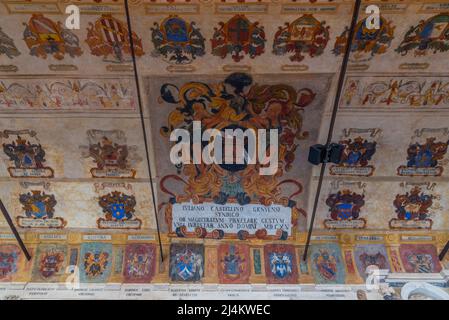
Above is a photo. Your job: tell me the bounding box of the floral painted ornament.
[151,15,205,64]
[23,14,82,60]
[273,14,330,62]
[211,15,266,62]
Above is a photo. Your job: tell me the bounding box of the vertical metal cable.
[124,0,165,262]
[303,0,362,261]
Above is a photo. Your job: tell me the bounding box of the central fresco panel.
[0,0,447,297]
[147,73,332,240]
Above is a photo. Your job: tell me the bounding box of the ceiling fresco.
[0,0,448,300]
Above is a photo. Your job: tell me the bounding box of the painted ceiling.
[0,0,448,299]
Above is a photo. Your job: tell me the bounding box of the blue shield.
[336,203,353,220]
[31,201,47,218]
[110,203,126,220]
[164,18,189,42]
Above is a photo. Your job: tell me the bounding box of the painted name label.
[83,235,112,241]
[172,202,292,236]
[145,4,199,14]
[281,4,338,14]
[77,4,123,14]
[39,234,67,240]
[215,4,268,14]
[420,3,449,12]
[356,235,384,241]
[4,2,60,13]
[361,3,408,13]
[401,235,434,241]
[127,235,155,241]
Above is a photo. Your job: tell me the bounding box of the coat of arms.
[0,27,20,59]
[269,252,293,279]
[397,137,449,176]
[1,131,54,178]
[23,14,82,60]
[80,129,141,178]
[330,136,377,176]
[324,189,366,229]
[211,15,266,62]
[169,244,204,282]
[333,16,395,62]
[264,245,297,284]
[218,244,249,284]
[0,247,18,280]
[396,13,449,57]
[18,190,66,229]
[407,254,434,273]
[86,14,144,63]
[359,252,388,272]
[151,15,205,65]
[313,249,338,282]
[273,14,330,62]
[123,244,156,283]
[390,186,434,230]
[159,73,313,240]
[97,191,141,229]
[38,248,65,279]
[84,250,110,278]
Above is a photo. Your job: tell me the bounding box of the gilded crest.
[273,14,330,62]
[86,14,144,63]
[97,191,141,229]
[19,190,56,219]
[390,186,434,230]
[397,137,449,176]
[18,190,66,229]
[314,249,337,281]
[39,249,64,279]
[2,132,54,178]
[23,14,82,60]
[151,15,205,64]
[211,15,266,62]
[333,16,395,61]
[330,136,377,176]
[324,189,366,229]
[396,13,449,57]
[80,129,140,178]
[84,251,109,278]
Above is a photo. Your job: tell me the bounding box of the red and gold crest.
[86,14,144,63]
[273,14,330,62]
[23,13,82,60]
[211,15,266,62]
